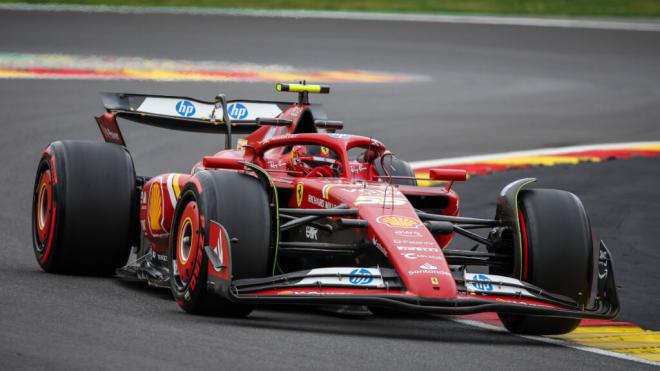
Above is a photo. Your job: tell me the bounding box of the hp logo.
[227,103,249,120]
[348,268,374,285]
[175,100,196,117]
[473,274,493,291]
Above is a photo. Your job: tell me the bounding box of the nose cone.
[366,210,457,298]
[321,181,458,298]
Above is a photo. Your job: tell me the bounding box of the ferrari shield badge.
[296,183,304,207]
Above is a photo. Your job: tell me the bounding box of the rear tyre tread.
[32,140,136,276]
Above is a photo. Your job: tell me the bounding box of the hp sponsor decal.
[473,274,493,291]
[175,100,196,117]
[348,268,373,285]
[227,103,249,120]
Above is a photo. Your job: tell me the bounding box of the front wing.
[206,239,619,320]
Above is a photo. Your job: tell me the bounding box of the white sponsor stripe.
[229,101,284,122]
[137,97,215,121]
[410,141,660,169]
[463,272,534,297]
[294,267,385,287]
[452,318,660,367]
[1,3,660,32]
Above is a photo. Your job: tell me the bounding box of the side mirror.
[429,169,468,182]
[257,117,293,127]
[202,157,244,170]
[314,120,344,133]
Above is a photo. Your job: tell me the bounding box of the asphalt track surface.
[1,9,659,370]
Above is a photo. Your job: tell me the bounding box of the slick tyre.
[32,140,137,275]
[498,189,594,335]
[169,170,272,316]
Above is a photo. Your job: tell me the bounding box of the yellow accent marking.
[296,183,304,207]
[278,83,323,93]
[148,183,162,232]
[553,326,660,363]
[322,184,344,199]
[36,182,48,230]
[321,183,361,199]
[177,217,193,264]
[413,171,445,188]
[172,174,181,200]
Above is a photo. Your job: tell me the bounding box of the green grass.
[4,0,660,17]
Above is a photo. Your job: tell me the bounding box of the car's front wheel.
[169,170,273,316]
[496,189,594,335]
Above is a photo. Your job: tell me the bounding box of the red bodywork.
[137,101,471,302]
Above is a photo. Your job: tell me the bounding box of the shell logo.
[148,183,163,232]
[377,215,420,229]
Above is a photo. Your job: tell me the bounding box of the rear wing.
[97,92,293,147]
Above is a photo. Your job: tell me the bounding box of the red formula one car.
[32,83,619,335]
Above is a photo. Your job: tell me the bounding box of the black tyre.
[32,140,137,275]
[374,155,417,186]
[169,170,272,316]
[498,189,594,335]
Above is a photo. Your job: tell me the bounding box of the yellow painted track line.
[0,52,419,83]
[411,141,660,176]
[453,319,660,366]
[553,326,660,362]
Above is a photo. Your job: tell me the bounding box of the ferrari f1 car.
[32,83,619,335]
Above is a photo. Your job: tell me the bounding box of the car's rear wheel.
[169,170,272,316]
[497,189,594,335]
[32,140,137,275]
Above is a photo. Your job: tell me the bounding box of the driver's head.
[287,145,310,175]
[287,144,339,176]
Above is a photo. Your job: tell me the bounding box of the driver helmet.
[287,145,338,175]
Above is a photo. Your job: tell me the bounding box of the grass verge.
[3,0,660,17]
